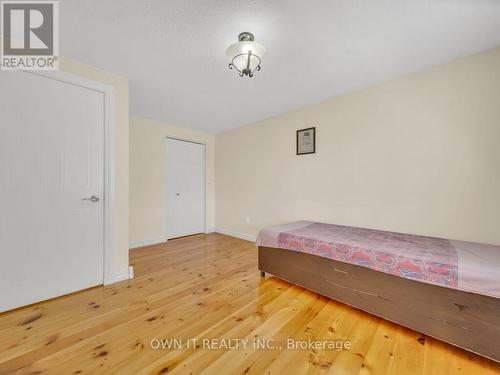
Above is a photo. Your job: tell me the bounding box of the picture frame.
[296,127,316,155]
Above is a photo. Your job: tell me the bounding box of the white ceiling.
[60,0,500,133]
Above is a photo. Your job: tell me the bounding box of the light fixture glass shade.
[226,39,265,77]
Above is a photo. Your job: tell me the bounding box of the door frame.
[26,69,116,285]
[165,136,206,239]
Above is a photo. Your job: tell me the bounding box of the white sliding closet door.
[165,138,205,239]
[0,71,105,312]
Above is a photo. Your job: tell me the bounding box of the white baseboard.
[129,236,168,249]
[215,227,257,242]
[104,266,133,285]
[205,226,215,233]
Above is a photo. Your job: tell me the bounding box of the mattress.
[256,221,500,299]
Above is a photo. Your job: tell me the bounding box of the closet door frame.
[165,136,206,239]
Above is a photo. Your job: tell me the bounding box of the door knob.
[82,195,100,202]
[176,193,180,196]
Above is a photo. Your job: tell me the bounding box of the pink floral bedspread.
[274,222,458,288]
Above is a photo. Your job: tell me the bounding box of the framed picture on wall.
[296,127,316,155]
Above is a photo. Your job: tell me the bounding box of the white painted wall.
[215,48,500,246]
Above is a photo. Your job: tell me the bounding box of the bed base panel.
[258,246,500,362]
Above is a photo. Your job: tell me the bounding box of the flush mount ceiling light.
[226,32,265,78]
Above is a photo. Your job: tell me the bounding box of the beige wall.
[129,115,215,246]
[60,57,130,280]
[215,48,500,245]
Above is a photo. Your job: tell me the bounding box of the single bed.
[257,221,500,362]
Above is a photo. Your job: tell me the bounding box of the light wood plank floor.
[0,233,499,375]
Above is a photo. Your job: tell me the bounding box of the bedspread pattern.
[276,223,458,288]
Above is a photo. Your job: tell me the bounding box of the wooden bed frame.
[258,246,500,362]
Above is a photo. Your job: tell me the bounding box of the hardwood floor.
[0,233,499,375]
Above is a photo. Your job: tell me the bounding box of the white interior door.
[0,71,105,312]
[165,138,205,239]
